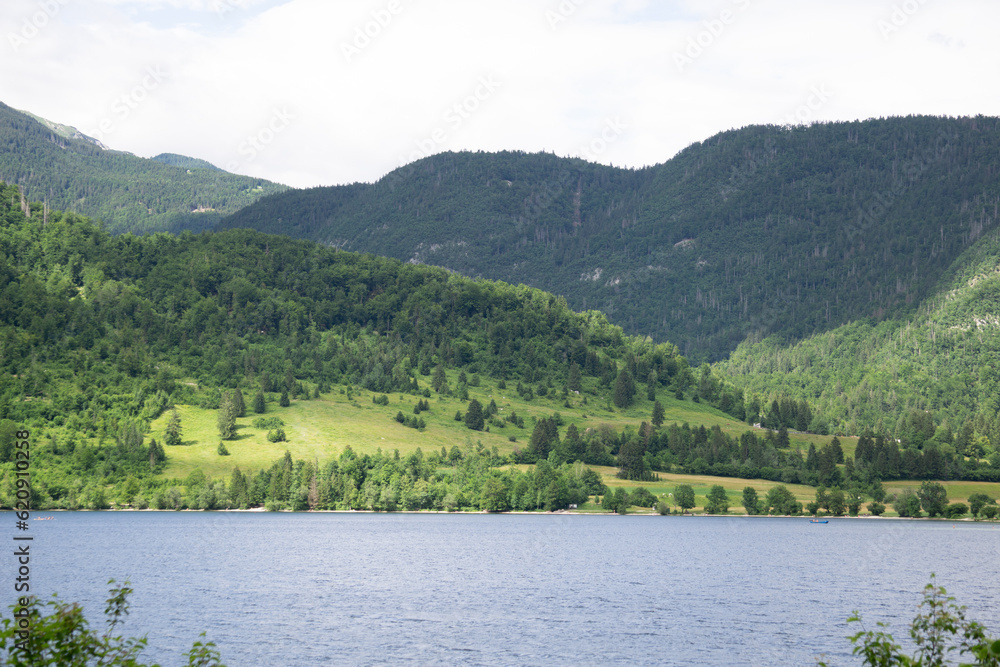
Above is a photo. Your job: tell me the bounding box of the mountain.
[0,102,287,234]
[220,116,1000,364]
[151,153,222,171]
[3,185,997,513]
[719,222,1000,443]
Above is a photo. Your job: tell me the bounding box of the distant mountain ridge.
[151,153,222,171]
[0,102,287,234]
[220,116,1000,362]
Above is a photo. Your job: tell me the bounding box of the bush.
[252,416,285,430]
[217,442,229,456]
[818,577,1000,667]
[945,502,968,519]
[868,501,886,516]
[0,581,223,666]
[628,487,658,508]
[372,394,389,406]
[267,428,286,443]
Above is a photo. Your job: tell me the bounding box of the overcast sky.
[3,0,997,188]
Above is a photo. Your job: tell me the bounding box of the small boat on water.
[809,519,828,524]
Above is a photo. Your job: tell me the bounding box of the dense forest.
[0,103,286,234]
[2,186,998,512]
[721,223,1000,443]
[220,116,1000,366]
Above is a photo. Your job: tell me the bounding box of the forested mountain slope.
[3,185,997,512]
[220,116,1000,362]
[0,103,286,234]
[719,223,1000,445]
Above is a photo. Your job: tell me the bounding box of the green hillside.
[220,116,1000,365]
[2,187,998,517]
[0,102,287,234]
[719,224,1000,449]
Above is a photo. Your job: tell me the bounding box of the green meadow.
[149,370,1000,514]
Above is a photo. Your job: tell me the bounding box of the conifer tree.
[465,399,484,431]
[217,392,237,440]
[652,400,665,427]
[252,388,266,414]
[164,408,183,447]
[232,388,246,417]
[613,369,636,409]
[568,362,582,392]
[279,389,290,407]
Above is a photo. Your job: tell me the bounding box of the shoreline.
[10,507,997,521]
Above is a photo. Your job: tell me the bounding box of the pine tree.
[164,408,182,447]
[613,369,636,409]
[252,389,266,414]
[432,365,447,392]
[568,362,582,392]
[230,467,247,508]
[217,392,237,440]
[279,389,290,407]
[232,388,246,418]
[465,399,484,431]
[652,400,665,427]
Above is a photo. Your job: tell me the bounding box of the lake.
[12,512,1000,665]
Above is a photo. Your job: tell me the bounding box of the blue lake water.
[7,512,1000,665]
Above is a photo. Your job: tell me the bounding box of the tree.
[646,370,657,401]
[252,388,266,414]
[432,364,447,392]
[464,399,484,431]
[279,389,290,407]
[894,488,923,517]
[616,433,648,481]
[230,466,247,508]
[232,387,246,418]
[568,362,582,392]
[704,485,729,514]
[742,487,759,515]
[164,408,183,447]
[817,578,1000,667]
[917,481,948,517]
[945,502,968,519]
[868,501,886,516]
[828,488,846,516]
[968,493,994,518]
[613,369,636,409]
[764,485,798,515]
[217,392,237,440]
[479,476,510,512]
[674,484,695,513]
[0,581,224,666]
[651,400,665,427]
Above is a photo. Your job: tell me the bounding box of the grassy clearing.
[152,370,755,480]
[149,371,1000,513]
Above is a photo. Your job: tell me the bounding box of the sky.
[2,0,998,188]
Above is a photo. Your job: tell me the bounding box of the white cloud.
[1,0,998,188]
